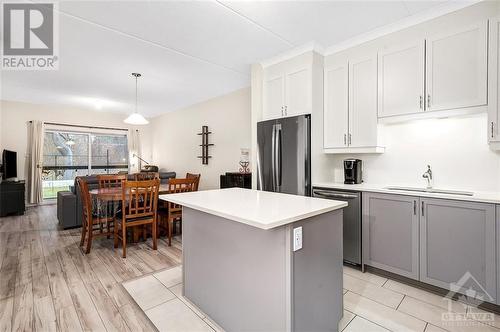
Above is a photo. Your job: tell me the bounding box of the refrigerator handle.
[271,124,277,191]
[256,144,263,190]
[276,124,282,188]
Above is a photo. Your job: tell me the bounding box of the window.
[42,129,128,199]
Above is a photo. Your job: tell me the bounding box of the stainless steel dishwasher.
[313,187,361,266]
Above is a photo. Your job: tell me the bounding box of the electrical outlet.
[293,226,303,251]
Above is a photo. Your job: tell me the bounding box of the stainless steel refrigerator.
[257,115,311,196]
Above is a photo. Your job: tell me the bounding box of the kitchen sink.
[385,186,474,196]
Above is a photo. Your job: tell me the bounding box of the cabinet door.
[349,54,378,148]
[363,193,419,280]
[489,18,500,142]
[420,198,496,303]
[285,66,311,117]
[323,62,348,149]
[426,21,488,112]
[263,74,285,120]
[378,41,425,117]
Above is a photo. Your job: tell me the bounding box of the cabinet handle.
[285,105,287,116]
[491,122,495,138]
[344,134,347,146]
[348,134,352,145]
[419,96,423,110]
[421,202,424,217]
[281,106,284,117]
[413,200,417,215]
[427,94,431,109]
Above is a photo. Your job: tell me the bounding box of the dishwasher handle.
[313,190,359,199]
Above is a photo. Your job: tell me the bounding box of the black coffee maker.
[344,159,362,184]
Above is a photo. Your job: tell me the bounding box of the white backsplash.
[326,113,500,192]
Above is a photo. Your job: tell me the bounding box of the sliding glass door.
[42,130,128,199]
[90,134,129,175]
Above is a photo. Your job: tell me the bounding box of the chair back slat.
[186,173,201,191]
[122,179,160,221]
[97,174,126,189]
[134,172,159,181]
[77,177,92,222]
[167,178,197,209]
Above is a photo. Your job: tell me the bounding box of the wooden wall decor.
[197,126,213,165]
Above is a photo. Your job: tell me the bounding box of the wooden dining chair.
[96,174,126,237]
[131,173,160,242]
[134,172,159,181]
[132,172,159,241]
[78,177,114,254]
[159,178,197,246]
[114,179,160,258]
[186,173,201,191]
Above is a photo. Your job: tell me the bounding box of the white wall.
[0,100,143,181]
[326,114,500,192]
[149,88,251,190]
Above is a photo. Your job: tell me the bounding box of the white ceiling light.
[94,100,103,110]
[124,72,149,125]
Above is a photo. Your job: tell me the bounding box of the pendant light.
[124,73,149,125]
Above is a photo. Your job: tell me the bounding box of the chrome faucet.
[422,165,433,189]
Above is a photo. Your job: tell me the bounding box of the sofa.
[57,172,176,229]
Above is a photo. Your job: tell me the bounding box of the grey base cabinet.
[363,193,419,280]
[420,198,496,302]
[363,193,497,303]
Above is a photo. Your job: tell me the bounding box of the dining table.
[89,183,171,242]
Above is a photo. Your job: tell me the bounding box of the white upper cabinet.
[323,54,384,153]
[349,54,379,148]
[324,61,348,149]
[285,67,311,116]
[378,41,425,118]
[262,56,315,120]
[426,21,488,112]
[489,17,500,147]
[263,74,285,120]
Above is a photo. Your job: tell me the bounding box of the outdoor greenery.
[43,186,70,199]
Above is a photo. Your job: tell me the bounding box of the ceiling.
[1,0,467,118]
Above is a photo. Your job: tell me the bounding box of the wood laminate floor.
[0,204,181,332]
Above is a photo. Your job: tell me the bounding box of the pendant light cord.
[135,75,138,113]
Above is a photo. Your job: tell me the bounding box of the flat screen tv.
[2,150,17,180]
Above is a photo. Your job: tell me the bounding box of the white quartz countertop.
[313,182,500,204]
[159,188,347,230]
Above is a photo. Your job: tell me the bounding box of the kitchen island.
[160,188,347,332]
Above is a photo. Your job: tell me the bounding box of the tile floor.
[123,265,500,332]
